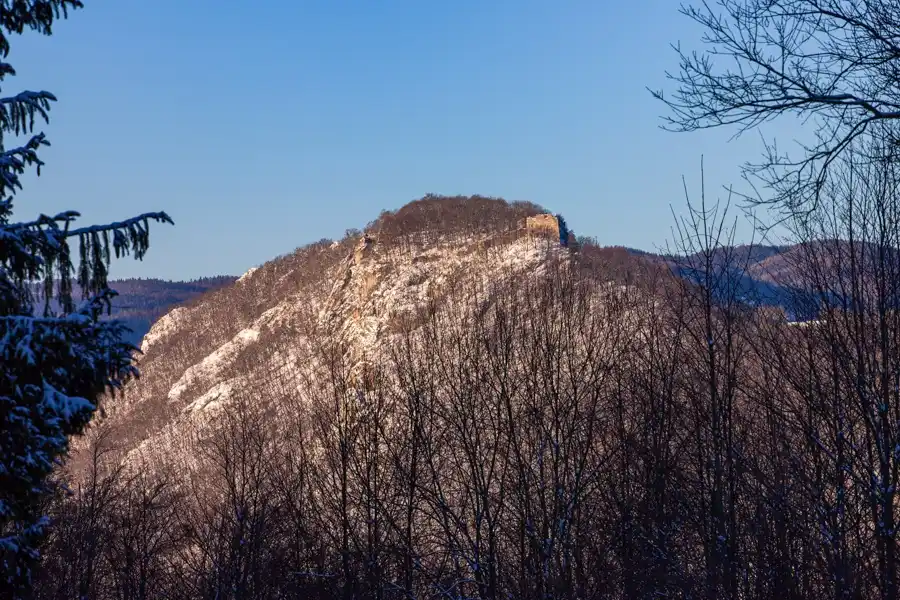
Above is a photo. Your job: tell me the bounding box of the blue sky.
[9,0,801,280]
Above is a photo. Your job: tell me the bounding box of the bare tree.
[784,136,900,600]
[177,393,282,600]
[106,471,181,600]
[35,428,124,600]
[652,0,900,213]
[667,166,758,600]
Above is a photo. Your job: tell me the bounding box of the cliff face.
[71,198,593,475]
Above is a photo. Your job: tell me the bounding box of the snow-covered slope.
[67,194,668,481]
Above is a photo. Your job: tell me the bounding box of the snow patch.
[167,327,260,403]
[237,266,259,283]
[183,379,235,414]
[140,306,191,354]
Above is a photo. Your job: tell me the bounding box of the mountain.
[72,202,845,472]
[68,196,663,469]
[72,198,825,472]
[636,242,852,320]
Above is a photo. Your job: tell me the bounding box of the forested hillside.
[26,192,900,600]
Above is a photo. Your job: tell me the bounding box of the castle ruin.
[524,213,577,248]
[525,214,561,238]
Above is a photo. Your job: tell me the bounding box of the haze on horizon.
[10,0,805,280]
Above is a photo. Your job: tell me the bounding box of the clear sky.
[9,0,802,280]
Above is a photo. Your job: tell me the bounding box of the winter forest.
[7,1,900,600]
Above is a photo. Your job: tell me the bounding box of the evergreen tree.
[0,2,172,595]
[556,213,569,247]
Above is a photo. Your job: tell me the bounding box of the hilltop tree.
[0,1,171,595]
[652,0,900,215]
[556,213,569,246]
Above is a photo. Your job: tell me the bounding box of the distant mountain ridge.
[32,276,237,346]
[102,277,238,345]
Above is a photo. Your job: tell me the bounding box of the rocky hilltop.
[73,196,824,476]
[72,196,655,474]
